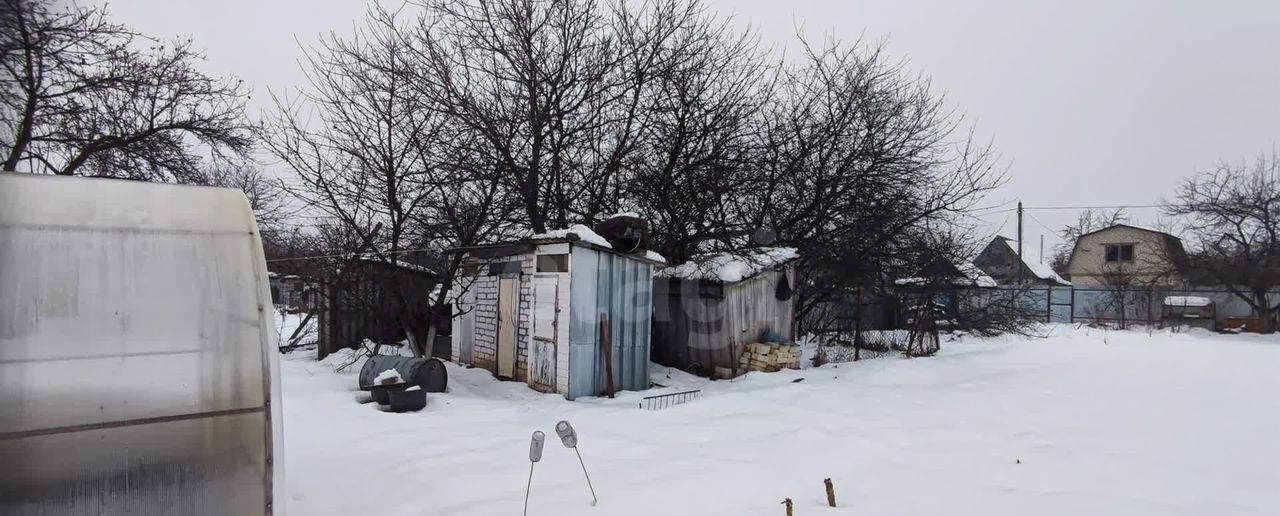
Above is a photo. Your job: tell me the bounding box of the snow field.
[280,326,1280,516]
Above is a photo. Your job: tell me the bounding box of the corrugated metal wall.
[567,245,653,399]
[652,266,796,374]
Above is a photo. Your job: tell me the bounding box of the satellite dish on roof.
[751,228,776,246]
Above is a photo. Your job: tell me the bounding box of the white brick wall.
[458,253,534,380]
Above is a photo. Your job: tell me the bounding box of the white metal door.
[529,276,559,391]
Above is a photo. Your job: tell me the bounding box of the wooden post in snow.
[600,314,615,398]
[781,498,794,516]
[824,478,836,507]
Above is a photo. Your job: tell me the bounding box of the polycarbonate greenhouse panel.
[0,173,283,515]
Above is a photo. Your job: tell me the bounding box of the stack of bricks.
[715,342,802,379]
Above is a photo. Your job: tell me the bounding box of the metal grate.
[639,389,701,410]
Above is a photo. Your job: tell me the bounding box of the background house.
[973,236,1070,286]
[268,272,318,312]
[650,248,798,377]
[1065,224,1187,287]
[450,226,664,399]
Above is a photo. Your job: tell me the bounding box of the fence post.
[1069,286,1075,323]
[1045,286,1051,323]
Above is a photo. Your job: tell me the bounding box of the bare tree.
[263,4,509,356]
[204,159,290,231]
[752,37,1004,333]
[0,0,251,180]
[409,0,709,233]
[1166,152,1280,333]
[624,8,770,263]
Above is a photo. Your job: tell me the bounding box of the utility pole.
[1039,234,1044,264]
[1017,201,1024,283]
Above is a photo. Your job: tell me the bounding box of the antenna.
[556,420,597,506]
[525,431,545,516]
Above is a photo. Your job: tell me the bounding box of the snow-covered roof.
[525,224,666,264]
[529,224,613,248]
[960,262,1000,288]
[895,261,997,288]
[354,254,437,275]
[1164,296,1213,307]
[655,247,797,283]
[1001,238,1070,286]
[642,250,667,265]
[606,211,640,220]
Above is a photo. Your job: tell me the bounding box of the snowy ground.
[279,326,1280,516]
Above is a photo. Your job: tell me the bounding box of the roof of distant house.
[1076,223,1180,241]
[995,236,1071,286]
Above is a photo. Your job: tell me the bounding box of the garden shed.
[651,247,799,376]
[449,225,665,400]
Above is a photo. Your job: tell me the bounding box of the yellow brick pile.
[714,342,801,379]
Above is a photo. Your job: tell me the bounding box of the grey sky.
[98,0,1280,254]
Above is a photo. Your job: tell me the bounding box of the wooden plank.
[600,314,615,398]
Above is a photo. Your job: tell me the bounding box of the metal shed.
[0,173,283,515]
[651,248,799,376]
[449,226,663,400]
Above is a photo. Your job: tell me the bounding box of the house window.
[1105,244,1135,263]
[536,254,568,273]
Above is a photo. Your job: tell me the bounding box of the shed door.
[496,277,519,378]
[529,276,559,391]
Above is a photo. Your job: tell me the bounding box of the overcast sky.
[96,0,1280,255]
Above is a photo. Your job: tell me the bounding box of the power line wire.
[1025,212,1057,235]
[265,247,437,264]
[1021,204,1166,211]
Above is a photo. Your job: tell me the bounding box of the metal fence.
[990,285,1278,325]
[803,285,1279,332]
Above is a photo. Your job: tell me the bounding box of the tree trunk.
[852,287,862,361]
[1254,291,1274,334]
[422,325,439,359]
[402,320,421,357]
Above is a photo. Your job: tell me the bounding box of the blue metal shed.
[567,244,655,399]
[450,229,661,400]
